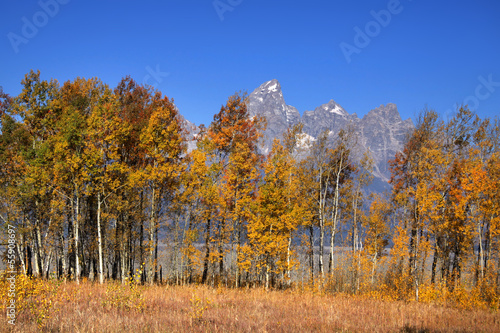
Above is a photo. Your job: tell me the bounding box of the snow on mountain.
[331,105,344,115]
[297,133,315,149]
[267,82,278,92]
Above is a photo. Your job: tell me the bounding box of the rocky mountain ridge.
[246,79,414,191]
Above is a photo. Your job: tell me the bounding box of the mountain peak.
[260,79,281,93]
[319,99,348,116]
[256,79,282,94]
[248,79,286,114]
[364,103,402,123]
[247,79,300,150]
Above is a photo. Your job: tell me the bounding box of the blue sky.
[1,0,499,126]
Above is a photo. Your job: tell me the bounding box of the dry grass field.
[1,276,500,332]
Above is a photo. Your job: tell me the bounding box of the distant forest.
[1,70,500,302]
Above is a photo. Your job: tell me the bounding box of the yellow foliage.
[102,278,145,311]
[0,273,60,329]
[189,294,212,323]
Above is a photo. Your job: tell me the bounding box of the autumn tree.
[389,109,442,299]
[300,130,331,280]
[300,127,355,282]
[85,86,123,284]
[51,77,111,282]
[135,91,186,284]
[188,135,224,284]
[362,194,390,285]
[248,124,306,288]
[9,70,60,278]
[199,93,264,286]
[0,88,31,273]
[349,151,374,252]
[327,128,356,276]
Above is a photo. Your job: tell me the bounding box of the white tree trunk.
[97,192,104,284]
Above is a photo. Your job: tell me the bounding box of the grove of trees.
[1,71,499,305]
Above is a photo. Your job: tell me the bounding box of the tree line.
[1,71,499,300]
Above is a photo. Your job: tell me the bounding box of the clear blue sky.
[1,0,499,126]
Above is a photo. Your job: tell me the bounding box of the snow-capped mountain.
[247,79,301,152]
[247,79,414,191]
[301,99,358,139]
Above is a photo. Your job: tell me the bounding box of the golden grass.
[2,278,500,332]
